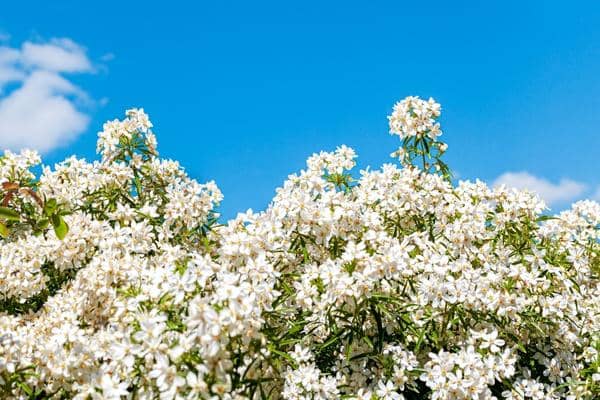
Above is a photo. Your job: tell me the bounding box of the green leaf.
[52,215,68,240]
[0,221,8,238]
[16,381,33,396]
[37,218,50,230]
[422,137,430,154]
[0,206,20,221]
[536,215,556,222]
[270,348,297,367]
[43,198,57,216]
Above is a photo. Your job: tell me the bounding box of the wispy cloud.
[493,171,587,206]
[591,186,600,202]
[0,36,98,153]
[100,52,115,62]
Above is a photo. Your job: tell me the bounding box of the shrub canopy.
[0,99,598,399]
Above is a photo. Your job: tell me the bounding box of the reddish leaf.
[1,192,14,207]
[1,182,19,191]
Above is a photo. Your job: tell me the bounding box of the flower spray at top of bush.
[97,108,157,165]
[388,96,450,180]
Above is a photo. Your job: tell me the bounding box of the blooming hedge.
[0,98,598,400]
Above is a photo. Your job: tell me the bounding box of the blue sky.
[1,1,599,218]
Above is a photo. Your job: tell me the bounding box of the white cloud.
[0,47,25,90]
[591,186,600,202]
[21,38,92,73]
[493,171,587,206]
[0,36,97,153]
[0,71,89,152]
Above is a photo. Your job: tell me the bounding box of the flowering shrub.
[0,98,598,400]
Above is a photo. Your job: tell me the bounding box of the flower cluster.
[388,97,449,178]
[388,96,442,140]
[0,99,598,400]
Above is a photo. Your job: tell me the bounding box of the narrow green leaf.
[270,348,296,364]
[0,206,20,221]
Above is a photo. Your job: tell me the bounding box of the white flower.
[388,96,442,140]
[375,380,403,400]
[99,374,130,399]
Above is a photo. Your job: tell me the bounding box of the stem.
[420,138,427,171]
